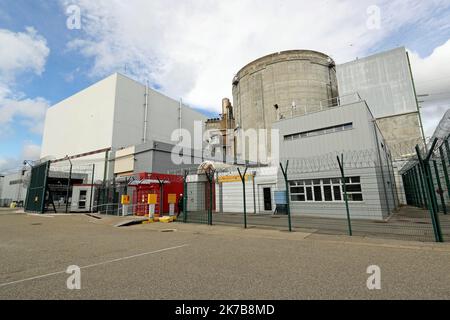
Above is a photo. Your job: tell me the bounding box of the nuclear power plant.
[232,50,339,128]
[228,47,424,161]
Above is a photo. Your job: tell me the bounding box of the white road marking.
[26,214,54,218]
[0,244,188,288]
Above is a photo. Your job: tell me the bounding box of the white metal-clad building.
[216,166,278,214]
[0,170,28,207]
[40,73,207,179]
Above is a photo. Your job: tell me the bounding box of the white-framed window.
[290,176,363,202]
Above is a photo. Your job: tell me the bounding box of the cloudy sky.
[0,0,449,172]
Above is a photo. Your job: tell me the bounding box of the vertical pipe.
[90,164,95,213]
[143,82,149,144]
[179,98,183,142]
[183,171,188,223]
[433,160,447,215]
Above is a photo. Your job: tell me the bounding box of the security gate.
[24,161,50,213]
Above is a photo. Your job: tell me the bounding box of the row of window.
[284,123,353,141]
[289,177,363,202]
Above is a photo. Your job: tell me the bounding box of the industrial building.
[336,47,425,157]
[204,98,236,162]
[0,169,28,207]
[41,72,207,180]
[200,93,396,221]
[273,94,396,220]
[232,50,339,162]
[22,73,209,213]
[19,47,429,219]
[231,48,425,162]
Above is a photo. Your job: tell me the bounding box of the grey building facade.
[273,98,397,220]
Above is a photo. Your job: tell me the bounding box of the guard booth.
[129,173,183,216]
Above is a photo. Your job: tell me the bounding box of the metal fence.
[169,141,450,243]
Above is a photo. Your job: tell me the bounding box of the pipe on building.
[143,82,149,144]
[179,98,183,142]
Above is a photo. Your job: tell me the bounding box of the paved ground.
[185,206,450,243]
[0,209,449,300]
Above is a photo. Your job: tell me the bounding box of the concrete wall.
[336,47,423,152]
[232,50,338,159]
[376,113,423,157]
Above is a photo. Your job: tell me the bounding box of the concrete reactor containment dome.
[232,50,339,132]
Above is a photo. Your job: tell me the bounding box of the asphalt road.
[0,210,449,299]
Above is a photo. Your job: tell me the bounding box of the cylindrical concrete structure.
[232,50,339,132]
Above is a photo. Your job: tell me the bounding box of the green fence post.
[433,160,447,215]
[337,154,352,236]
[417,164,428,209]
[183,170,188,223]
[427,161,439,214]
[279,161,292,232]
[439,146,450,199]
[237,167,248,229]
[445,139,450,166]
[416,143,444,243]
[40,162,50,214]
[414,166,424,208]
[406,171,414,206]
[409,170,418,207]
[205,170,215,226]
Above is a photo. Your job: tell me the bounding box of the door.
[263,187,272,211]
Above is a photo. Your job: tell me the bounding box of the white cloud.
[62,0,448,112]
[409,39,450,138]
[0,27,51,138]
[21,143,41,160]
[0,142,41,173]
[0,27,49,78]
